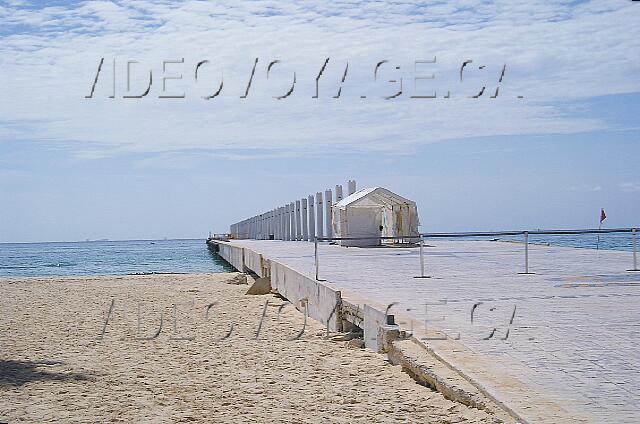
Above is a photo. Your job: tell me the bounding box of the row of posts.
[230,180,357,240]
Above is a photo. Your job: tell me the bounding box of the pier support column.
[325,189,333,239]
[269,210,274,239]
[284,205,291,241]
[335,185,343,203]
[289,202,298,240]
[273,210,278,240]
[289,202,296,240]
[273,208,277,239]
[301,198,309,241]
[287,203,296,241]
[316,192,324,239]
[295,200,302,241]
[279,207,285,240]
[308,195,315,241]
[348,179,356,195]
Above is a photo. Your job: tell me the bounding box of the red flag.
[600,208,607,223]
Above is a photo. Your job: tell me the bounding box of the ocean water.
[432,232,637,251]
[0,239,233,277]
[1,233,635,277]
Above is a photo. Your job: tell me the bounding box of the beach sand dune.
[1,273,503,423]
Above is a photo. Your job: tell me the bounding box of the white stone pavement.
[228,239,639,424]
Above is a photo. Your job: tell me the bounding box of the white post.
[348,179,356,195]
[325,189,333,240]
[301,198,309,241]
[316,192,324,239]
[290,202,296,241]
[308,195,315,242]
[284,205,291,241]
[295,200,302,241]
[265,212,269,239]
[279,207,285,240]
[271,209,276,239]
[335,185,343,202]
[274,209,278,240]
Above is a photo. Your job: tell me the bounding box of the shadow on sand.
[0,359,92,387]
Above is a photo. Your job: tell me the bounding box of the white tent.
[332,187,420,247]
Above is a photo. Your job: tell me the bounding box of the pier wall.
[270,261,342,332]
[212,240,343,332]
[208,239,533,423]
[244,249,265,277]
[218,243,244,271]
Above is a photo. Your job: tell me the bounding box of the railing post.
[631,228,638,272]
[414,235,430,278]
[314,236,319,280]
[525,231,529,273]
[420,235,425,277]
[518,231,534,274]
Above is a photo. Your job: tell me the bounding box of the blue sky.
[0,0,639,242]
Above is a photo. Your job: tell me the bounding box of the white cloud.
[619,182,640,193]
[569,184,602,192]
[0,0,638,158]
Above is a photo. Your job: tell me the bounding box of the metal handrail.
[317,228,637,240]
[316,235,419,241]
[313,227,639,280]
[421,227,638,237]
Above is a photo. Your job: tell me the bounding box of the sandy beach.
[0,273,504,423]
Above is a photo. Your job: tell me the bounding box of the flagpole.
[596,208,606,251]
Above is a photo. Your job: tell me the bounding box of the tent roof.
[334,187,416,209]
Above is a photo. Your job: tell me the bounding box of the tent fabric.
[332,187,420,247]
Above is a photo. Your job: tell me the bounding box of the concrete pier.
[208,238,639,424]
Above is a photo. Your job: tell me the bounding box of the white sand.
[0,273,504,423]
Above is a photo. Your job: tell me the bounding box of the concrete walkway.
[227,239,639,424]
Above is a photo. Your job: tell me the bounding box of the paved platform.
[226,239,639,424]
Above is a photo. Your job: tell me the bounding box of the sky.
[0,0,639,242]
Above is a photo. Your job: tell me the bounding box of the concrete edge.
[208,240,528,422]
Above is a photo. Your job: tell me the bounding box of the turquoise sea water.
[0,239,233,277]
[0,233,635,277]
[437,232,636,252]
